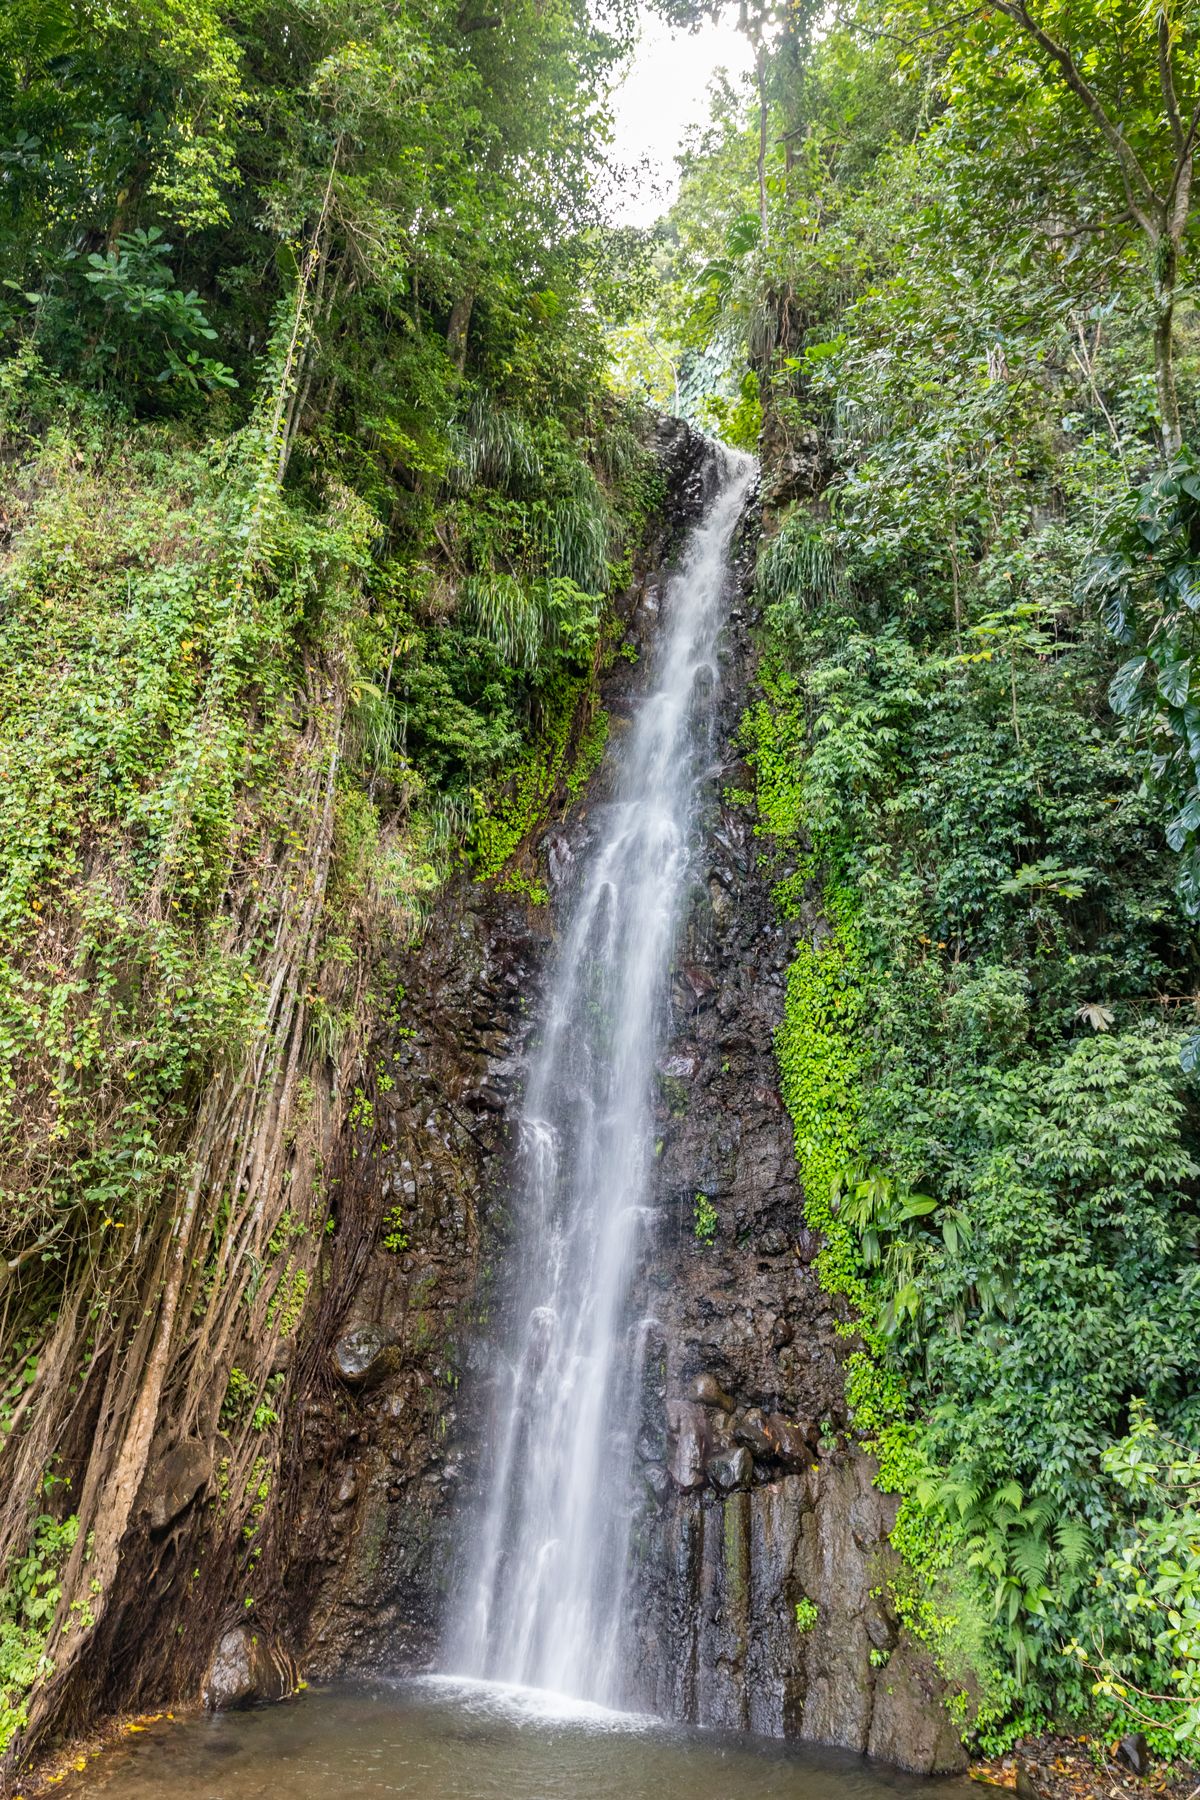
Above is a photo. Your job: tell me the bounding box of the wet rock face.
[286,423,963,1777]
[615,519,966,1777]
[286,880,546,1676]
[758,405,830,512]
[284,417,715,1681]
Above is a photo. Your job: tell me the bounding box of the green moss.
[470,673,593,883]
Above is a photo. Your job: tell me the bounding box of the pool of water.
[62,1677,979,1799]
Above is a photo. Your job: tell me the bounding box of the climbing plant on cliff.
[0,0,666,1770]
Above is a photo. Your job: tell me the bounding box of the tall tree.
[881,0,1200,459]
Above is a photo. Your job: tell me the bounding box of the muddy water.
[64,1679,979,1799]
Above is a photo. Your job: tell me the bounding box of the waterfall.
[449,443,757,1705]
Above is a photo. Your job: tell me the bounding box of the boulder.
[203,1626,299,1710]
[144,1438,212,1533]
[665,1400,710,1490]
[689,1373,734,1412]
[733,1407,775,1458]
[707,1446,752,1493]
[1118,1733,1151,1778]
[766,1413,813,1467]
[332,1324,393,1387]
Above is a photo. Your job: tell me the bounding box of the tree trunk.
[447,290,475,375]
[756,42,769,241]
[1153,233,1183,461]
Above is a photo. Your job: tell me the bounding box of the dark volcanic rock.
[689,1373,734,1411]
[868,1640,968,1775]
[766,1414,813,1468]
[143,1438,212,1533]
[644,1465,671,1505]
[733,1408,775,1458]
[666,1400,710,1490]
[1118,1732,1151,1777]
[332,1325,394,1387]
[707,1446,752,1493]
[203,1627,298,1710]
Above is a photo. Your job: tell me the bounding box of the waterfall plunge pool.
[62,1677,979,1798]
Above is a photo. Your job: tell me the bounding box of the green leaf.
[1158,658,1192,709]
[1108,655,1148,715]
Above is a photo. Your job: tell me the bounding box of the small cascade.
[448,443,756,1704]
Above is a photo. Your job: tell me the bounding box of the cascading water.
[450,443,756,1705]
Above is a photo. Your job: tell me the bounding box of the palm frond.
[757,512,841,612]
[446,391,544,493]
[460,571,543,670]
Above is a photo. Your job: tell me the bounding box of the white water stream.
[449,444,756,1704]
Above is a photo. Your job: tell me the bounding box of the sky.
[606,13,755,228]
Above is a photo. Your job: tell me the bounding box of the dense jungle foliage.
[0,0,666,1764]
[647,0,1200,1760]
[3,0,1200,1775]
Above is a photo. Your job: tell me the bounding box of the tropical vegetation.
[2,0,1199,1773]
[649,0,1200,1757]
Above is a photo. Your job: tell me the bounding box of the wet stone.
[644,1465,671,1504]
[689,1373,735,1412]
[766,1414,812,1467]
[203,1627,297,1710]
[1118,1733,1151,1778]
[733,1408,775,1458]
[707,1446,752,1493]
[794,1226,822,1263]
[332,1324,392,1387]
[666,1400,710,1490]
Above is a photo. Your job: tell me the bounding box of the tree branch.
[991,1,1162,230]
[1165,97,1200,236]
[1159,7,1186,159]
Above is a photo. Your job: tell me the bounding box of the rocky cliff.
[275,420,717,1674]
[278,422,963,1777]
